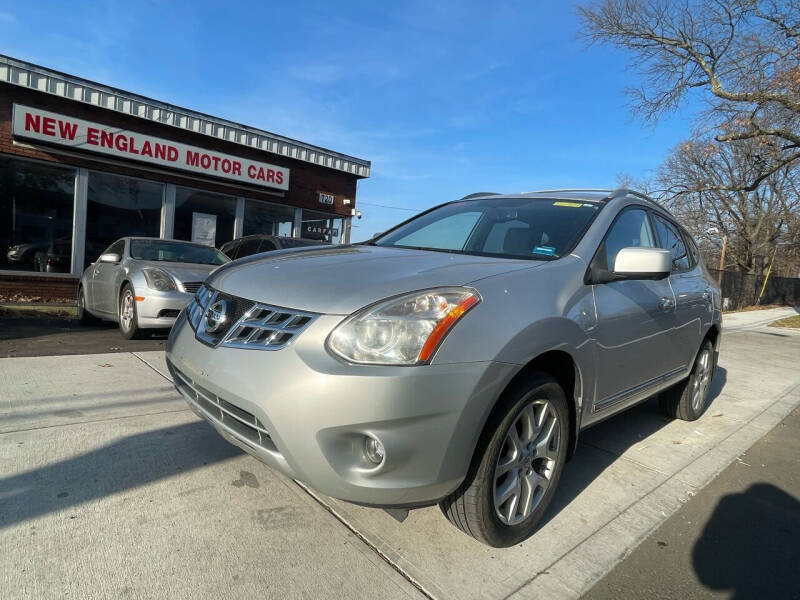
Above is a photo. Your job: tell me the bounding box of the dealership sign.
[11,104,290,191]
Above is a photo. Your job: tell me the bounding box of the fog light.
[363,436,385,465]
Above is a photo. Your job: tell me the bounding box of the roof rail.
[519,188,612,195]
[459,192,502,200]
[608,188,674,214]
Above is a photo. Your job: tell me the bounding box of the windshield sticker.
[553,201,583,207]
[532,245,556,256]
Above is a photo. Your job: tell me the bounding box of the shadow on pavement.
[0,421,241,529]
[692,483,800,599]
[0,316,168,357]
[543,367,728,527]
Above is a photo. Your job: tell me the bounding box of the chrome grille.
[168,359,276,452]
[186,284,316,350]
[182,281,203,294]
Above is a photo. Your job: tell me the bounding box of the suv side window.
[652,215,690,272]
[602,208,656,270]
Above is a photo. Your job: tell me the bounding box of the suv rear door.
[651,213,709,370]
[591,207,683,410]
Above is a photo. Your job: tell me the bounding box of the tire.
[659,339,715,421]
[439,373,570,547]
[76,286,99,325]
[118,284,144,339]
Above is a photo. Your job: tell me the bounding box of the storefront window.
[243,199,294,237]
[0,156,75,273]
[85,172,163,266]
[174,187,236,247]
[301,210,344,244]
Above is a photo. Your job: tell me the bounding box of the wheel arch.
[481,349,583,463]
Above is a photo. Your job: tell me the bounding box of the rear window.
[374,198,600,260]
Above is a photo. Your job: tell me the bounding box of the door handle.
[659,297,675,311]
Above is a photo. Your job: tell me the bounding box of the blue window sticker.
[532,245,556,256]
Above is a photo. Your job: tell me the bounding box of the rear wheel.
[439,373,569,547]
[118,284,143,339]
[660,339,715,421]
[76,286,99,325]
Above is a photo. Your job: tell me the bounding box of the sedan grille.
[186,284,317,350]
[182,281,203,294]
[168,359,276,452]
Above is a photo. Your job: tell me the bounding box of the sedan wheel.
[119,284,143,339]
[77,286,98,325]
[440,373,569,547]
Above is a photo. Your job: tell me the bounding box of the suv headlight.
[327,287,480,365]
[142,268,176,292]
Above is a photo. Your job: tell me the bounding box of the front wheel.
[439,373,569,547]
[118,284,144,339]
[660,339,715,421]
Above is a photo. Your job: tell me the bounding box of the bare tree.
[579,0,800,189]
[654,135,800,275]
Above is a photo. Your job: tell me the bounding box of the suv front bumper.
[166,310,514,507]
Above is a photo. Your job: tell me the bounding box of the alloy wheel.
[691,348,712,412]
[493,399,561,526]
[120,291,134,332]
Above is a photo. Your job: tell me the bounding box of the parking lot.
[1,307,799,599]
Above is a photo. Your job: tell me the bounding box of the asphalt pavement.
[1,306,799,599]
[0,315,167,358]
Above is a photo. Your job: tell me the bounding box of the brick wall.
[0,273,78,302]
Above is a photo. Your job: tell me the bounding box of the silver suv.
[167,189,721,547]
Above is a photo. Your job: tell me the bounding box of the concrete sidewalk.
[2,306,799,599]
[584,404,800,599]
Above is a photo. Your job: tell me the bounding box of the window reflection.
[174,187,236,247]
[0,156,75,273]
[85,172,162,266]
[243,199,294,237]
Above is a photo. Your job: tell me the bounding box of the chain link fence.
[708,269,800,310]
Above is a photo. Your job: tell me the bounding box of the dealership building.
[0,55,370,299]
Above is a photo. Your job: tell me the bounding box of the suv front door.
[591,207,683,410]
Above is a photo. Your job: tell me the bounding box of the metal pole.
[717,234,727,286]
[756,245,779,305]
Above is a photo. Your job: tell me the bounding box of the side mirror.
[98,253,121,264]
[613,247,671,280]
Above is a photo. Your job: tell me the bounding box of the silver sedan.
[78,237,229,338]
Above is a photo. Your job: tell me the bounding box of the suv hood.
[206,245,542,314]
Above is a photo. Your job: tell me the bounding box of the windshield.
[130,240,230,265]
[374,198,601,259]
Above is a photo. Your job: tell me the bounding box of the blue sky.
[0,0,698,240]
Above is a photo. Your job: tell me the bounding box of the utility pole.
[717,235,728,286]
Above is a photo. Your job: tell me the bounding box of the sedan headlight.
[142,268,177,292]
[327,287,481,365]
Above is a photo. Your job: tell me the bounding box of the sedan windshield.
[374,198,601,259]
[130,240,230,265]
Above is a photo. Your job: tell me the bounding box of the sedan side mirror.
[98,253,121,264]
[613,247,671,280]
